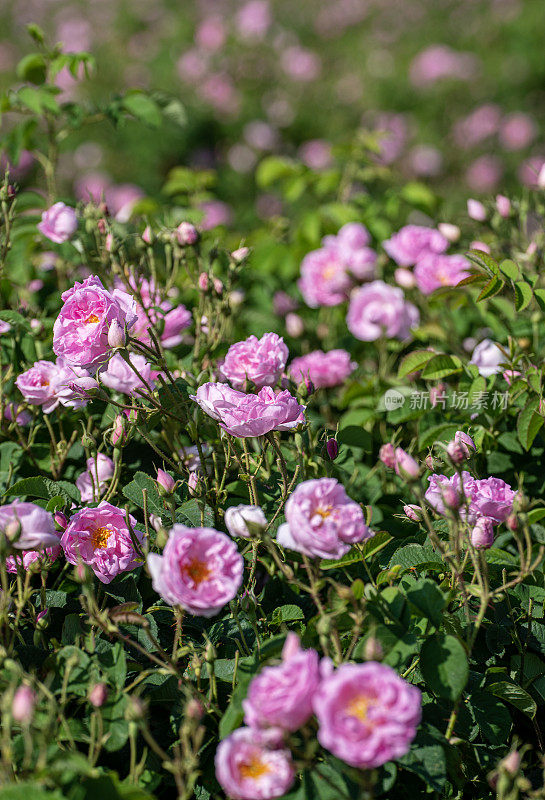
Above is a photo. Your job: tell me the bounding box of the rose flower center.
[239,754,271,780]
[85,314,100,324]
[182,558,211,585]
[315,504,333,519]
[346,693,374,722]
[92,526,112,549]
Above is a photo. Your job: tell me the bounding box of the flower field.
[1,4,545,800]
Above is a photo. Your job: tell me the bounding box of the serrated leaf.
[499,259,519,280]
[466,249,500,276]
[476,274,504,302]
[514,281,533,311]
[421,354,462,380]
[398,350,434,379]
[487,681,537,718]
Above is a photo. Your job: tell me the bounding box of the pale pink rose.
[12,686,36,723]
[53,276,137,371]
[200,200,233,230]
[273,292,298,316]
[191,384,305,438]
[0,500,59,550]
[281,46,321,82]
[322,223,377,281]
[414,254,471,294]
[470,240,490,254]
[298,246,352,307]
[243,633,320,732]
[16,360,62,413]
[467,199,487,221]
[383,225,448,267]
[215,728,294,800]
[379,443,396,469]
[100,352,157,396]
[147,525,243,616]
[225,505,267,539]
[313,662,421,768]
[499,113,537,151]
[469,339,505,377]
[394,448,420,480]
[452,104,501,149]
[115,277,191,349]
[37,202,77,244]
[373,112,408,165]
[288,349,355,389]
[76,454,115,502]
[53,358,93,410]
[195,16,226,52]
[277,477,372,559]
[394,267,416,289]
[298,139,333,170]
[236,0,271,40]
[347,281,419,341]
[425,471,515,524]
[60,501,143,584]
[496,195,511,218]
[220,333,288,390]
[409,45,478,87]
[466,156,502,193]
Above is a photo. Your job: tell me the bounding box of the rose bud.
[142,225,153,244]
[500,750,520,775]
[54,511,69,530]
[224,505,267,539]
[394,448,420,480]
[471,517,494,549]
[446,440,466,466]
[188,472,199,496]
[467,198,487,221]
[363,637,384,661]
[326,438,339,461]
[156,468,176,495]
[379,443,396,469]
[495,195,511,218]
[506,513,518,531]
[177,221,198,246]
[108,320,126,349]
[442,486,461,510]
[12,685,36,723]
[198,272,209,292]
[231,246,250,263]
[88,683,109,708]
[404,504,423,522]
[438,222,460,242]
[111,415,127,447]
[454,431,476,457]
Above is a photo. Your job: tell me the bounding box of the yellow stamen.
[86,314,99,324]
[346,694,372,721]
[315,505,333,519]
[239,755,271,780]
[92,526,111,549]
[182,558,211,585]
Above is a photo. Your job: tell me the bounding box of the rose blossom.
[425,471,515,524]
[471,516,494,549]
[298,246,352,307]
[220,333,288,390]
[16,360,63,413]
[6,541,62,574]
[414,254,471,294]
[288,349,356,389]
[243,633,320,732]
[383,225,448,267]
[469,339,505,377]
[0,501,59,550]
[76,454,115,502]
[215,728,294,800]
[313,662,421,769]
[116,277,191,348]
[60,502,143,584]
[100,352,157,395]
[225,505,267,539]
[147,525,243,616]
[53,276,137,370]
[37,202,78,243]
[191,384,305,438]
[347,281,419,341]
[276,477,373,559]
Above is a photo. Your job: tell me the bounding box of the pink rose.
[53,276,137,371]
[191,384,305,438]
[276,477,373,559]
[60,502,143,584]
[298,246,352,307]
[117,277,191,348]
[220,333,289,390]
[215,728,294,800]
[147,525,243,616]
[346,281,419,341]
[288,349,356,389]
[6,544,61,574]
[313,662,421,768]
[16,360,63,413]
[383,225,448,267]
[0,501,59,550]
[243,633,321,731]
[37,202,78,244]
[100,352,157,395]
[414,254,471,295]
[76,454,115,502]
[425,471,515,524]
[471,517,494,549]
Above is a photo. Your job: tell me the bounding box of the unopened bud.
[231,246,250,263]
[438,222,461,242]
[404,504,423,522]
[379,443,396,469]
[111,415,127,447]
[188,472,199,496]
[471,517,494,549]
[363,637,384,661]
[156,468,176,495]
[442,486,461,510]
[142,225,153,244]
[89,682,109,708]
[125,696,146,721]
[4,519,21,544]
[12,685,36,723]
[186,697,204,720]
[198,272,209,292]
[506,513,518,532]
[394,448,420,480]
[108,320,126,349]
[177,221,198,246]
[36,608,50,629]
[326,438,338,461]
[54,511,68,530]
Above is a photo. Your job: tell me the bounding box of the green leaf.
[389,544,443,572]
[16,53,47,85]
[487,681,537,718]
[122,91,162,127]
[421,354,462,380]
[397,730,447,792]
[406,579,446,627]
[534,288,545,310]
[499,259,519,280]
[0,785,64,800]
[256,156,298,188]
[465,249,500,276]
[397,350,434,379]
[420,634,468,700]
[514,281,533,311]
[271,604,304,625]
[517,401,543,451]
[476,274,504,302]
[3,476,80,505]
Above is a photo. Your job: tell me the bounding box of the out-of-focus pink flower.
[276,477,372,559]
[471,516,494,549]
[220,333,288,390]
[0,501,59,550]
[288,349,355,389]
[407,145,442,177]
[454,431,476,457]
[243,633,320,731]
[467,199,487,221]
[373,112,408,165]
[313,662,421,768]
[147,525,243,616]
[469,339,505,377]
[394,448,420,480]
[383,225,448,267]
[236,1,271,40]
[410,45,478,87]
[200,200,233,230]
[12,685,36,723]
[191,384,305,438]
[4,402,32,427]
[195,16,225,52]
[38,202,78,244]
[60,501,143,584]
[177,49,208,82]
[273,292,298,316]
[88,683,109,708]
[394,268,417,289]
[298,139,333,170]
[281,46,321,82]
[414,254,471,295]
[177,221,199,245]
[225,505,267,539]
[437,223,461,243]
[298,247,352,308]
[105,184,144,222]
[53,276,137,371]
[379,443,396,469]
[100,352,157,396]
[466,156,502,193]
[76,454,115,502]
[16,361,63,413]
[347,281,419,341]
[499,113,537,151]
[6,543,61,574]
[452,104,501,149]
[285,313,304,338]
[215,728,294,800]
[496,194,512,217]
[518,156,545,188]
